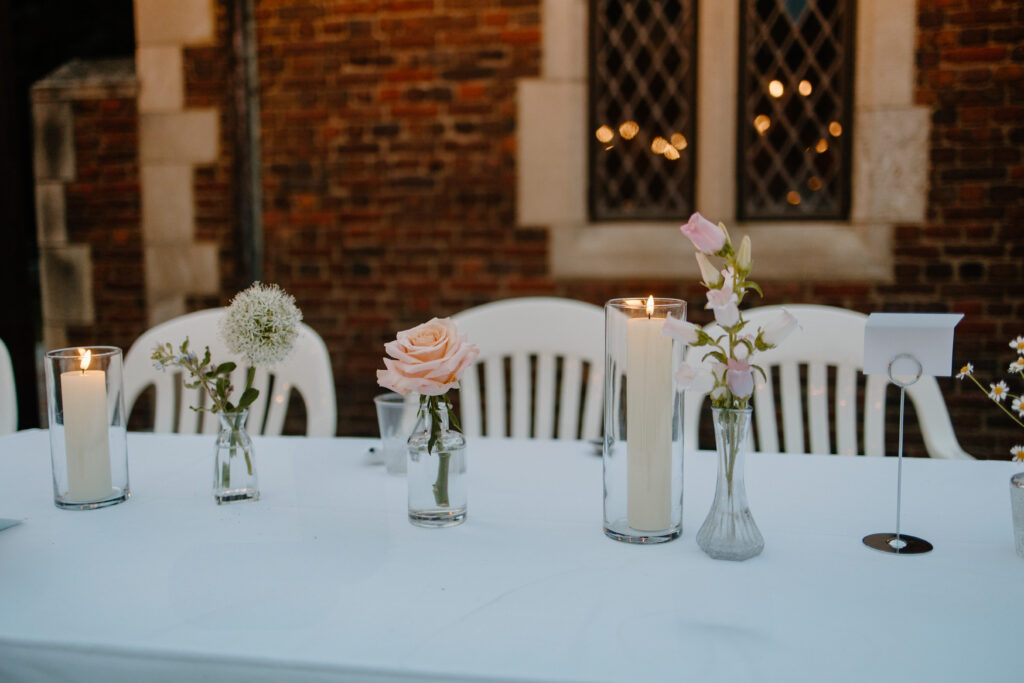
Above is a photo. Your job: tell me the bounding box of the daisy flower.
[989,381,1010,403]
[1013,396,1024,417]
[1009,357,1024,374]
[1011,445,1024,463]
[956,363,974,380]
[1011,336,1024,354]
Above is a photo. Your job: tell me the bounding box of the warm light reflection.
[619,121,639,140]
[650,137,669,154]
[663,146,680,160]
[786,191,801,205]
[768,80,784,98]
[670,133,688,150]
[798,80,813,96]
[77,347,92,371]
[595,125,614,143]
[815,138,829,153]
[625,298,645,308]
[753,114,771,135]
[807,176,822,191]
[829,121,843,137]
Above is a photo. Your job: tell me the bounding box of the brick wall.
[62,96,146,352]
[153,0,1022,455]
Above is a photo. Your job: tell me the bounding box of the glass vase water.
[407,404,466,527]
[696,406,764,560]
[213,409,259,504]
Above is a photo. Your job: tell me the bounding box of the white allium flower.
[220,282,303,366]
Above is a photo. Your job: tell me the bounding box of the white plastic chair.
[451,297,604,440]
[123,309,337,437]
[683,304,972,459]
[0,339,16,435]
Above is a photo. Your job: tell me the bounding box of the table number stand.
[860,312,963,556]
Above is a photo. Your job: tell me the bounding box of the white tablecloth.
[0,429,1020,683]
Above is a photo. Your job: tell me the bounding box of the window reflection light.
[595,125,614,143]
[650,137,669,154]
[786,191,801,205]
[828,121,843,137]
[670,133,687,150]
[663,146,680,160]
[768,80,784,98]
[815,138,829,153]
[807,176,822,191]
[619,121,639,140]
[753,115,771,135]
[798,80,812,96]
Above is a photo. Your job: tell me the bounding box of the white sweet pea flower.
[761,308,799,347]
[695,252,722,287]
[661,316,701,345]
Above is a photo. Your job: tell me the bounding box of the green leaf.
[236,387,259,410]
[745,280,764,298]
[216,362,236,375]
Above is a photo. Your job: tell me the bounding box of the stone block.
[852,107,930,224]
[141,165,195,243]
[542,0,586,81]
[516,80,586,226]
[35,183,67,247]
[32,102,75,182]
[39,246,94,325]
[137,46,184,113]
[139,109,219,163]
[134,0,215,46]
[144,243,219,299]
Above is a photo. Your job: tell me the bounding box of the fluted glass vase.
[213,409,259,504]
[696,407,763,560]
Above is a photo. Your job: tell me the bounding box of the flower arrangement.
[151,282,303,416]
[662,212,798,408]
[377,318,479,506]
[957,335,1024,462]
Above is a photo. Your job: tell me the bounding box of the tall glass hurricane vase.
[213,409,259,504]
[408,403,467,527]
[696,407,764,560]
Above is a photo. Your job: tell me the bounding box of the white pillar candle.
[61,354,112,501]
[626,298,673,531]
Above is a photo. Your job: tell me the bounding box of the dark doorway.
[0,0,134,427]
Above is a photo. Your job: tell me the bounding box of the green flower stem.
[964,373,1024,429]
[433,452,451,507]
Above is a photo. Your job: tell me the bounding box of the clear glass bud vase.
[213,409,259,504]
[696,407,763,560]
[407,399,466,527]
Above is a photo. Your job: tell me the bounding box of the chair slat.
[779,361,804,453]
[580,360,603,441]
[484,358,506,437]
[807,361,830,454]
[247,367,272,435]
[753,370,779,453]
[262,373,289,437]
[558,356,583,440]
[458,366,483,437]
[534,353,556,439]
[510,352,531,438]
[834,365,858,456]
[863,375,888,457]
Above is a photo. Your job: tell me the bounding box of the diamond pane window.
[590,0,697,221]
[738,0,854,220]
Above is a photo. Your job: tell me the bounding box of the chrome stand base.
[863,533,933,555]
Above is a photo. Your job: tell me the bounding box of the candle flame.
[646,295,654,317]
[77,348,91,371]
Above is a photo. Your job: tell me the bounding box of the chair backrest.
[123,309,337,437]
[451,297,604,440]
[683,304,972,459]
[0,339,16,435]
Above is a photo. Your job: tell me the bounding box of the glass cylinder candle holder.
[603,297,686,543]
[44,346,130,510]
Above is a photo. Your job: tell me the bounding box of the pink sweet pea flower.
[680,212,727,254]
[706,281,740,327]
[726,358,754,398]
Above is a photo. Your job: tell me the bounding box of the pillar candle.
[626,301,673,531]
[61,365,112,501]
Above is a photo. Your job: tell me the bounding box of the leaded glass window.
[738,0,854,220]
[589,0,697,221]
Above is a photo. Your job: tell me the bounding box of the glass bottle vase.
[696,407,763,560]
[407,399,466,527]
[213,409,259,504]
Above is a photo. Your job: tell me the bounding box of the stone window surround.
[518,0,928,282]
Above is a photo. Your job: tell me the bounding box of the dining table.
[0,428,1020,683]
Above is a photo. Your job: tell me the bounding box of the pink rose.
[726,358,754,398]
[376,318,480,396]
[680,212,727,254]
